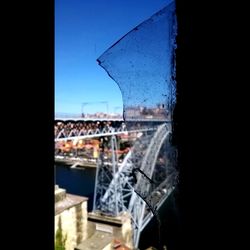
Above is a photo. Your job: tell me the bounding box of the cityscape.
[55,1,178,250]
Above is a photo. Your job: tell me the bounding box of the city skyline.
[55,0,172,115]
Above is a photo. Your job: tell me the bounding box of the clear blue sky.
[55,0,172,115]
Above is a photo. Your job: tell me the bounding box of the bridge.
[55,114,170,123]
[54,119,178,248]
[55,126,156,142]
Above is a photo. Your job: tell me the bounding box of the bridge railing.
[55,112,123,120]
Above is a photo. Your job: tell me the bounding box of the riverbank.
[55,156,97,168]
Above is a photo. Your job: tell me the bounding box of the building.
[55,185,88,250]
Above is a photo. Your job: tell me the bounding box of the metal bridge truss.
[55,125,127,140]
[54,127,156,142]
[93,123,178,247]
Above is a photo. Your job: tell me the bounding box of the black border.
[7,0,55,249]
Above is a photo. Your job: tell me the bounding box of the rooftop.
[55,192,88,215]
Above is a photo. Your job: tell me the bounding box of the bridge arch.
[93,123,177,247]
